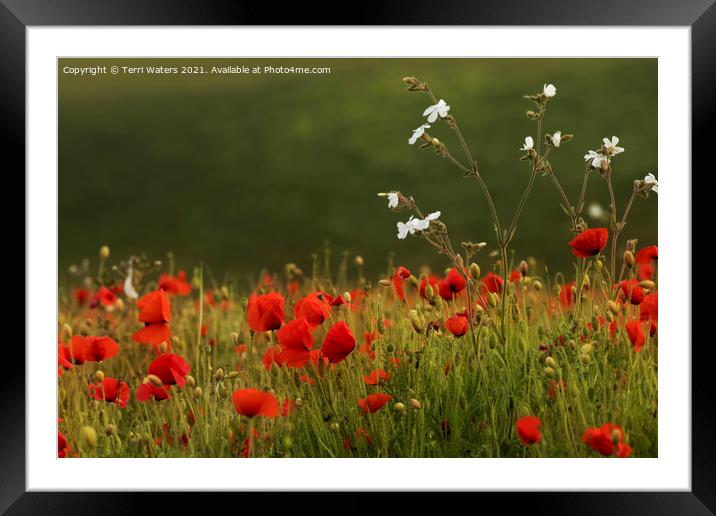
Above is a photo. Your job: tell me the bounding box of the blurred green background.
[59,58,657,281]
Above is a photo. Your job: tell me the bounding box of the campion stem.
[606,170,619,279]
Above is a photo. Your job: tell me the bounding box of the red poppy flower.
[262,346,283,371]
[439,268,467,300]
[582,423,629,457]
[231,389,278,418]
[559,281,576,309]
[344,427,373,449]
[136,383,171,402]
[73,288,90,307]
[625,320,646,352]
[419,275,440,300]
[510,269,523,283]
[363,369,391,385]
[358,393,392,414]
[547,379,567,400]
[393,266,411,302]
[637,262,655,281]
[321,321,356,364]
[58,430,71,458]
[69,335,120,364]
[569,228,608,258]
[241,427,260,458]
[293,292,329,328]
[91,285,117,308]
[481,272,504,295]
[148,353,191,386]
[247,292,285,332]
[277,319,313,351]
[635,245,658,264]
[640,291,658,336]
[132,289,172,346]
[58,341,73,375]
[88,377,131,408]
[445,314,469,337]
[619,280,644,305]
[516,415,542,445]
[281,398,296,417]
[158,270,192,296]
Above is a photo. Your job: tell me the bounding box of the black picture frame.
[5,1,712,513]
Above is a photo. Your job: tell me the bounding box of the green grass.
[59,58,657,282]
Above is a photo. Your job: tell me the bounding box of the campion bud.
[145,374,163,387]
[431,137,441,147]
[532,280,543,291]
[227,371,240,380]
[639,280,656,290]
[194,387,203,398]
[80,426,97,450]
[394,402,405,412]
[99,245,110,259]
[410,399,422,410]
[623,251,635,269]
[545,356,557,369]
[526,110,539,119]
[186,375,195,388]
[379,279,392,287]
[214,368,225,382]
[469,262,481,279]
[544,366,556,378]
[95,370,105,383]
[354,255,364,267]
[607,301,620,315]
[581,343,593,354]
[158,341,169,354]
[105,424,117,436]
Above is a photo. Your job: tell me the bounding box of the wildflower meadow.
[58,70,658,459]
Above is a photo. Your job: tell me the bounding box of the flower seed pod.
[544,366,556,378]
[545,356,557,369]
[623,251,635,269]
[394,402,405,412]
[469,262,481,279]
[410,399,422,410]
[99,245,110,259]
[386,342,395,353]
[80,426,97,450]
[354,255,364,267]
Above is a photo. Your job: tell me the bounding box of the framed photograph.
[6,0,712,512]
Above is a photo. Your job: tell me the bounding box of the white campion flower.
[413,211,441,231]
[387,192,399,208]
[123,266,138,300]
[551,131,562,148]
[543,83,557,97]
[408,123,430,145]
[644,173,658,194]
[584,150,607,169]
[422,99,450,123]
[520,136,534,151]
[587,202,607,221]
[603,136,625,155]
[397,216,417,239]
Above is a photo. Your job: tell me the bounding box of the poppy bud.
[469,263,481,279]
[544,367,556,378]
[80,426,97,450]
[623,251,635,269]
[158,341,169,354]
[425,284,435,301]
[295,398,304,409]
[487,292,498,308]
[545,356,557,369]
[607,300,620,315]
[410,399,422,410]
[105,424,117,436]
[582,274,591,289]
[639,280,656,290]
[488,333,498,349]
[354,255,364,267]
[377,318,385,335]
[580,354,592,364]
[532,280,543,291]
[329,422,340,433]
[145,374,163,387]
[612,429,622,445]
[343,291,352,303]
[99,245,110,259]
[379,279,392,287]
[519,260,529,276]
[581,343,593,354]
[385,342,395,353]
[95,370,105,383]
[409,310,423,334]
[194,387,203,399]
[394,402,405,412]
[230,332,239,346]
[227,371,240,380]
[282,436,293,449]
[214,368,225,382]
[186,375,195,388]
[408,275,420,288]
[62,323,73,341]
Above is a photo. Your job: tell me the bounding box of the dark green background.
[59,58,657,280]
